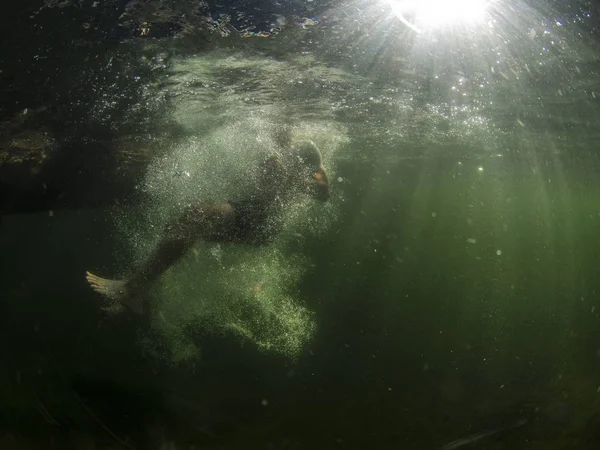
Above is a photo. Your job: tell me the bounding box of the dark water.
[2,0,600,449]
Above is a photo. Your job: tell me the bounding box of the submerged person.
[85,140,330,314]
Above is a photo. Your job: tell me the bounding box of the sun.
[388,0,489,32]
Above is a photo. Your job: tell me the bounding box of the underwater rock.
[0,116,166,215]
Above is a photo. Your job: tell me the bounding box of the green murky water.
[1,0,600,448]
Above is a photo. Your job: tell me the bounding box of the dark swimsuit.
[226,195,284,245]
[205,159,288,245]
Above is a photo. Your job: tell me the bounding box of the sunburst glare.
[388,0,490,32]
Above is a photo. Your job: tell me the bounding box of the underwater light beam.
[388,0,489,32]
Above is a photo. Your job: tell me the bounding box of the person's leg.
[86,203,234,314]
[128,203,234,288]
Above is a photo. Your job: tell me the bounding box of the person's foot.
[85,271,144,314]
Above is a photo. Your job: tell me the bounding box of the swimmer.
[85,140,330,314]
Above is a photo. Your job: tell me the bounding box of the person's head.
[288,140,330,202]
